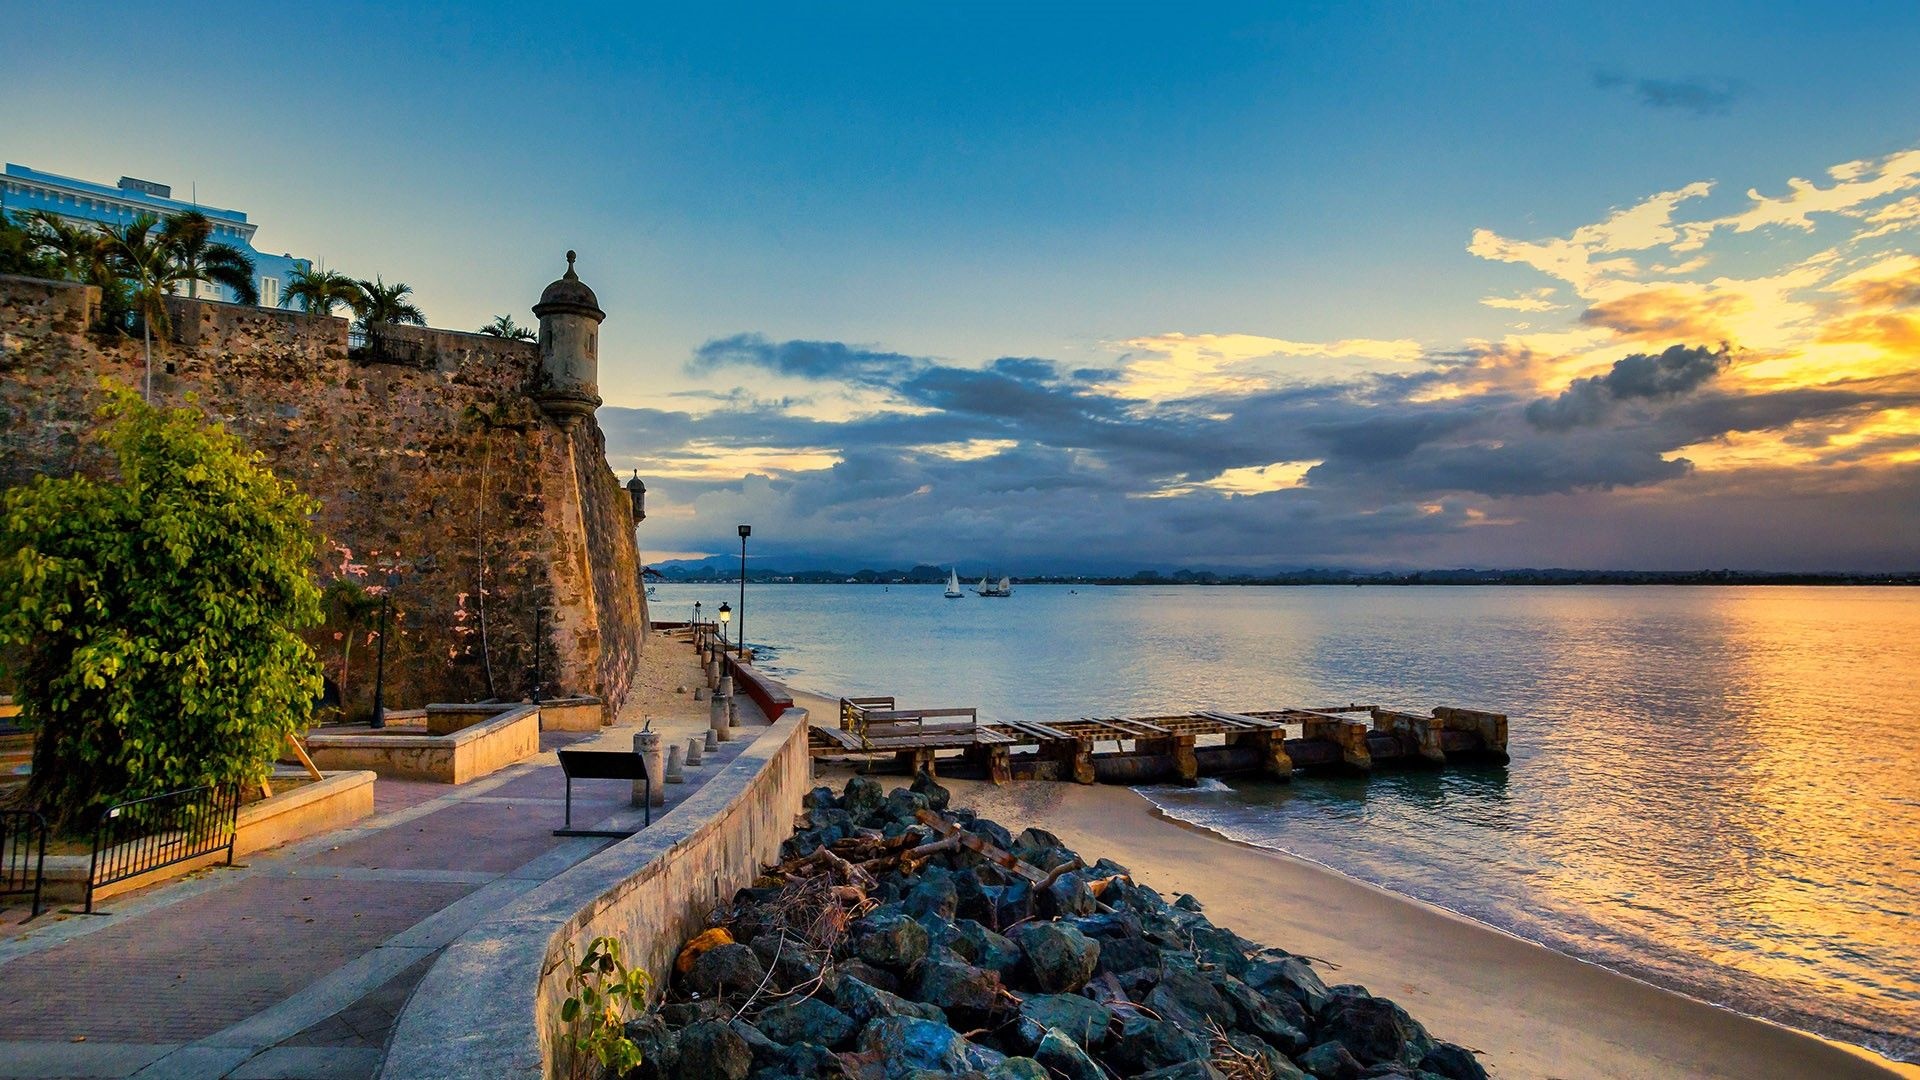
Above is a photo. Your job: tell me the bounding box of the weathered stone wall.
[0,274,647,712]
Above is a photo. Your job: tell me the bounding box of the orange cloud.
[1579,288,1748,341]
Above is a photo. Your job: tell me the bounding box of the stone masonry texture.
[0,274,647,712]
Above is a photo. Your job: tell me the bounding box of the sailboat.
[944,569,965,599]
[975,575,1014,597]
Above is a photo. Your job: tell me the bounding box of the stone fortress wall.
[0,263,646,713]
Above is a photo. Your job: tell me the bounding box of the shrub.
[0,388,324,831]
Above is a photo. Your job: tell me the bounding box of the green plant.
[322,577,383,719]
[0,386,324,832]
[478,313,536,341]
[282,265,360,316]
[352,276,427,333]
[162,210,259,305]
[559,935,653,1080]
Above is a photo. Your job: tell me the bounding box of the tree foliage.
[352,276,427,332]
[0,388,324,831]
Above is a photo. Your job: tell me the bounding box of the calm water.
[655,583,1920,1063]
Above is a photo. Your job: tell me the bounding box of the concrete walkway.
[0,638,761,1080]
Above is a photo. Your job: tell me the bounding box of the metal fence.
[0,809,47,919]
[86,784,240,913]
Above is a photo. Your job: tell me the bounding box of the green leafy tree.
[282,265,360,316]
[322,577,383,719]
[163,210,259,305]
[352,276,427,336]
[0,388,324,832]
[0,212,61,278]
[477,314,535,341]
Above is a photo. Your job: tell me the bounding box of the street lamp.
[693,600,703,653]
[737,524,751,660]
[717,602,731,654]
[371,568,399,729]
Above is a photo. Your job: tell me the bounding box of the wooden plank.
[915,809,1048,884]
[1198,710,1284,730]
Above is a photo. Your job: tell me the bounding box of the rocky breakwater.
[625,774,1488,1080]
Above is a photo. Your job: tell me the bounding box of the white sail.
[945,569,964,598]
[998,576,1012,594]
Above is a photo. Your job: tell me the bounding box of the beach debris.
[634,774,1490,1080]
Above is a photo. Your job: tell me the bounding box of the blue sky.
[6,2,1920,570]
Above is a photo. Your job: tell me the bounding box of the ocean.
[653,582,1920,1064]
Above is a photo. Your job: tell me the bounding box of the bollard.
[686,735,704,766]
[665,744,686,783]
[717,675,734,699]
[710,693,731,742]
[633,730,665,807]
[705,728,719,753]
[693,686,707,701]
[728,696,740,729]
[707,659,720,688]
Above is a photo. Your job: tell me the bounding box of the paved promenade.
[0,636,760,1080]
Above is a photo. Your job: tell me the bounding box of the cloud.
[1481,287,1564,312]
[690,332,922,385]
[1594,71,1742,115]
[1579,288,1748,340]
[1526,344,1731,430]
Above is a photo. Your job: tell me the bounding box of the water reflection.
[657,583,1920,1061]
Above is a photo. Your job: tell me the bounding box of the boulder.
[851,913,931,971]
[1044,872,1099,918]
[803,785,840,811]
[969,816,1017,853]
[687,943,769,998]
[857,1016,970,1075]
[843,776,886,821]
[1244,955,1333,1015]
[1014,922,1100,993]
[1033,1028,1104,1080]
[915,958,1004,1017]
[904,871,959,922]
[1106,1015,1208,1074]
[1173,893,1205,912]
[729,1018,787,1070]
[1418,1042,1489,1080]
[1319,992,1435,1068]
[618,1013,680,1080]
[679,1019,753,1080]
[1189,925,1251,976]
[755,996,856,1048]
[910,769,951,811]
[1297,1040,1366,1080]
[987,1057,1049,1080]
[962,1040,1007,1071]
[1135,1061,1227,1080]
[1092,934,1161,976]
[883,788,931,826]
[1013,994,1111,1051]
[1210,972,1308,1051]
[950,920,1022,975]
[832,974,947,1027]
[1145,968,1234,1029]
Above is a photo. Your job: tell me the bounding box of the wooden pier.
[811,697,1509,785]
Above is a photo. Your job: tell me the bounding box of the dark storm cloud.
[690,332,922,385]
[1526,344,1729,430]
[1593,71,1742,115]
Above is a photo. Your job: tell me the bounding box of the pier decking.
[813,697,1509,784]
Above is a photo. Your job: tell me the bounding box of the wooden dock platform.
[813,696,1509,785]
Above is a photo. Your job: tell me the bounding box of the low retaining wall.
[722,654,795,723]
[379,705,815,1079]
[536,696,606,732]
[306,704,540,783]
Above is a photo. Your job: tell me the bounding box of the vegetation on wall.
[0,388,324,831]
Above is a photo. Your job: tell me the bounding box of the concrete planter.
[306,704,540,783]
[534,696,607,732]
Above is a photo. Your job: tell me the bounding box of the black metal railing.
[86,784,239,913]
[0,809,47,919]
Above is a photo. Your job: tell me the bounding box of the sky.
[5,2,1920,572]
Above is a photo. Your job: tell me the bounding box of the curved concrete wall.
[378,706,813,1079]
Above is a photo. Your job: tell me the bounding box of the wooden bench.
[555,749,651,837]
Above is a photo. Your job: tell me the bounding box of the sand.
[789,688,1913,1079]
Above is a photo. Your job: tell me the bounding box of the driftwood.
[914,809,1049,884]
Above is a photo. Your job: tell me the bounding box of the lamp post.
[737,524,751,660]
[371,568,398,729]
[693,600,703,654]
[717,602,731,655]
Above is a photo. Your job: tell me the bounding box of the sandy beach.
[792,689,1915,1079]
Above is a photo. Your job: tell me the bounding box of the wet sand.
[790,688,1912,1079]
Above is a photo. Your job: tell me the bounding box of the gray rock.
[1173,893,1205,912]
[687,943,769,998]
[1014,922,1100,993]
[730,1018,787,1069]
[832,974,947,1026]
[618,1012,680,1080]
[1016,993,1112,1049]
[1244,955,1333,1015]
[1320,992,1435,1067]
[1298,1039,1366,1080]
[910,769,951,811]
[755,996,856,1048]
[857,1015,969,1075]
[1418,1042,1489,1080]
[915,957,1003,1017]
[1033,1027,1104,1080]
[986,1057,1049,1080]
[843,776,885,821]
[1135,1060,1228,1080]
[1210,972,1309,1051]
[1107,1015,1209,1073]
[1189,925,1251,976]
[836,958,902,995]
[851,912,931,971]
[1093,934,1162,976]
[961,1040,1007,1071]
[680,1019,753,1080]
[803,785,839,811]
[1044,872,1098,918]
[1146,968,1235,1029]
[904,872,959,922]
[883,788,931,825]
[950,919,1023,975]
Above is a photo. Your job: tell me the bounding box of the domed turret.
[626,470,647,522]
[532,250,606,419]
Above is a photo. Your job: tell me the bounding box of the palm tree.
[106,213,185,400]
[478,314,535,341]
[0,212,61,278]
[282,265,360,316]
[162,210,258,305]
[20,210,116,288]
[352,277,427,333]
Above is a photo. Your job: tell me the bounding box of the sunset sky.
[6,3,1919,570]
